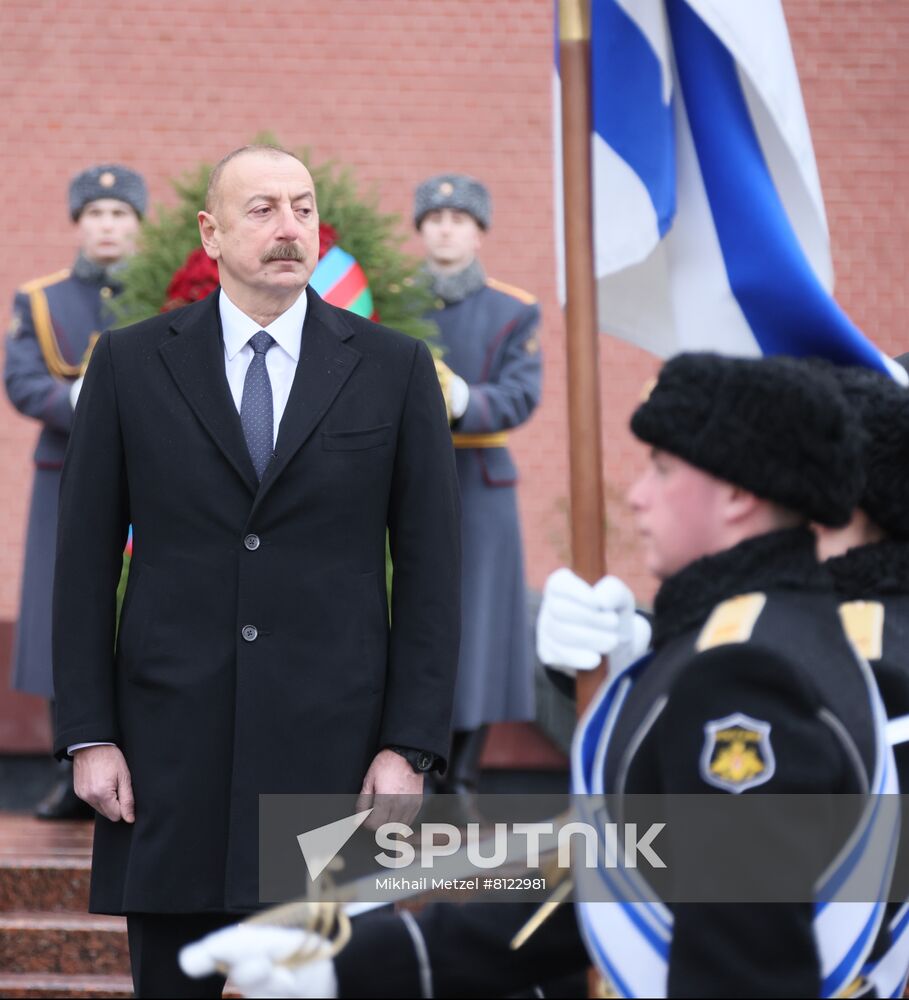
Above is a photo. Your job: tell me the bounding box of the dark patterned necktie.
[240,330,275,481]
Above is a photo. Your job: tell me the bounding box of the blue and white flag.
[556,0,902,380]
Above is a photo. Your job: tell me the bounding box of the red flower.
[318,222,338,259]
[163,248,219,311]
[162,222,341,311]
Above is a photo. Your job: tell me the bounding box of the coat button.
[100,286,113,299]
[242,625,258,642]
[244,534,260,551]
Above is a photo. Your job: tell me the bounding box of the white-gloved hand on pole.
[536,568,651,677]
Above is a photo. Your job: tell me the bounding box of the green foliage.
[113,147,436,344]
[113,166,211,328]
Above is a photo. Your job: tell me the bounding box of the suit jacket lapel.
[158,292,259,494]
[252,288,361,514]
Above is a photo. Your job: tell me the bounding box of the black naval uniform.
[333,528,883,998]
[828,539,909,982]
[828,540,909,778]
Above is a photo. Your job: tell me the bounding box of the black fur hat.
[630,353,865,526]
[830,365,909,539]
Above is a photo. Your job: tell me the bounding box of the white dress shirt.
[69,287,308,756]
[220,286,307,444]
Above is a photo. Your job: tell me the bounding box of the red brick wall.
[0,0,906,666]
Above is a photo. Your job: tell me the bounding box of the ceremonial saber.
[236,818,576,967]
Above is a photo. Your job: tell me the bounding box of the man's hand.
[357,749,423,829]
[72,744,135,823]
[536,568,652,676]
[179,923,337,998]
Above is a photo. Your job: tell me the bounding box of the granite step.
[0,815,92,913]
[0,858,91,913]
[0,815,94,857]
[0,912,129,977]
[0,814,237,995]
[0,973,133,998]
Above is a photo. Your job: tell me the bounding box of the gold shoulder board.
[696,592,767,652]
[21,270,82,379]
[838,601,885,662]
[485,276,537,305]
[19,268,71,294]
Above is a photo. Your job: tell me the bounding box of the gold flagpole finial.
[559,0,590,42]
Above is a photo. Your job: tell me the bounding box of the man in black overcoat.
[52,145,461,998]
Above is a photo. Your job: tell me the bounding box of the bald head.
[197,145,320,323]
[205,145,307,216]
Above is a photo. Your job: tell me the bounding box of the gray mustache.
[261,244,305,263]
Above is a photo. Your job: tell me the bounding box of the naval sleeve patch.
[838,600,885,662]
[696,592,767,651]
[700,713,776,793]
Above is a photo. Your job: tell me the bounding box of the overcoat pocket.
[321,424,392,451]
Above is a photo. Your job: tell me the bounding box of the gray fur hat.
[69,164,148,220]
[414,174,491,230]
[630,353,866,527]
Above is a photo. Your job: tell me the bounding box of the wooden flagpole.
[558,0,608,714]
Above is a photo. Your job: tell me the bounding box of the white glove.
[69,375,84,410]
[179,923,338,999]
[536,568,651,676]
[449,373,470,420]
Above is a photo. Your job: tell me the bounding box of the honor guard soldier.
[183,353,898,998]
[813,364,909,997]
[414,173,543,795]
[4,163,146,819]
